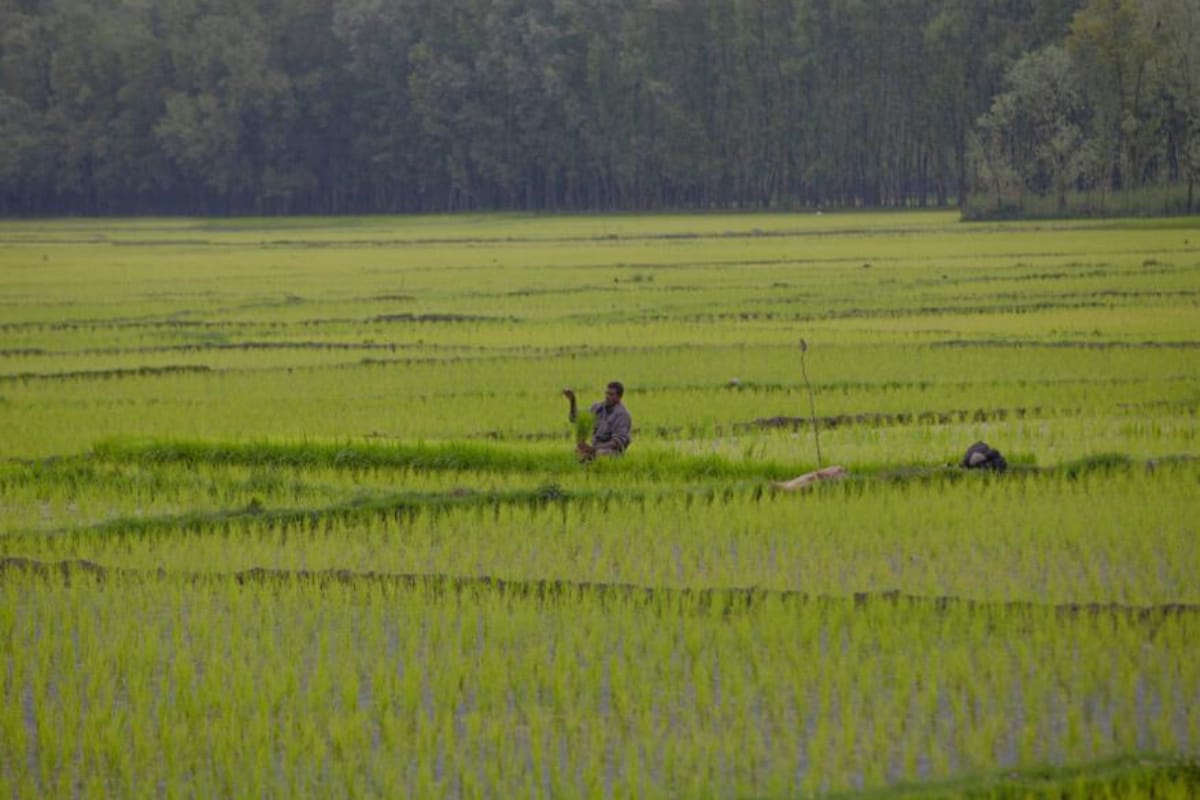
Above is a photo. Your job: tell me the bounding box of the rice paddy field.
[1,211,1198,797]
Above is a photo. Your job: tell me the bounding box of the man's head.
[605,381,624,407]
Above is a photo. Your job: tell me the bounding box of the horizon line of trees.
[1,0,1197,217]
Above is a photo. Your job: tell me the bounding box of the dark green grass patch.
[90,437,801,481]
[24,484,586,542]
[89,437,1194,485]
[823,754,1200,800]
[1,440,1183,544]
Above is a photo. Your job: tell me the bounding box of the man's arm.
[563,388,577,421]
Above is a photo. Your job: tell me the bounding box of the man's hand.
[575,441,596,462]
[562,387,575,400]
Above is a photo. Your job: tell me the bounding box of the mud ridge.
[742,407,1049,431]
[0,364,212,382]
[2,557,1198,623]
[933,338,1200,350]
[649,299,1115,324]
[368,312,517,324]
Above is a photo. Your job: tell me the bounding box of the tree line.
[1,0,1196,216]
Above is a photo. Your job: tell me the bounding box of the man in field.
[563,381,632,460]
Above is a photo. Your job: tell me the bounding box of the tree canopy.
[0,0,1195,216]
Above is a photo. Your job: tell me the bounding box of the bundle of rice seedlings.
[574,409,595,446]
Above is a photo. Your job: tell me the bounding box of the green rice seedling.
[573,408,595,446]
[6,570,1196,794]
[3,212,1197,459]
[5,457,1197,606]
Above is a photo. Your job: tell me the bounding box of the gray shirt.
[582,401,632,452]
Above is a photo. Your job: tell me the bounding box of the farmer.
[563,381,632,460]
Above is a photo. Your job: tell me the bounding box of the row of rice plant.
[7,456,1195,605]
[2,569,1195,798]
[3,339,1194,460]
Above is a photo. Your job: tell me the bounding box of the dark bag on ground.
[961,441,1007,472]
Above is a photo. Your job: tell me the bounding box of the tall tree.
[1067,0,1160,189]
[0,0,1189,215]
[972,45,1099,213]
[1141,0,1200,210]
[0,7,56,213]
[332,0,438,211]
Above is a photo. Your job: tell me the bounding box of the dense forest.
[0,0,1197,216]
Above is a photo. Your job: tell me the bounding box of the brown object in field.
[771,465,848,491]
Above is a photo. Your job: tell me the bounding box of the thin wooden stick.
[800,338,823,468]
